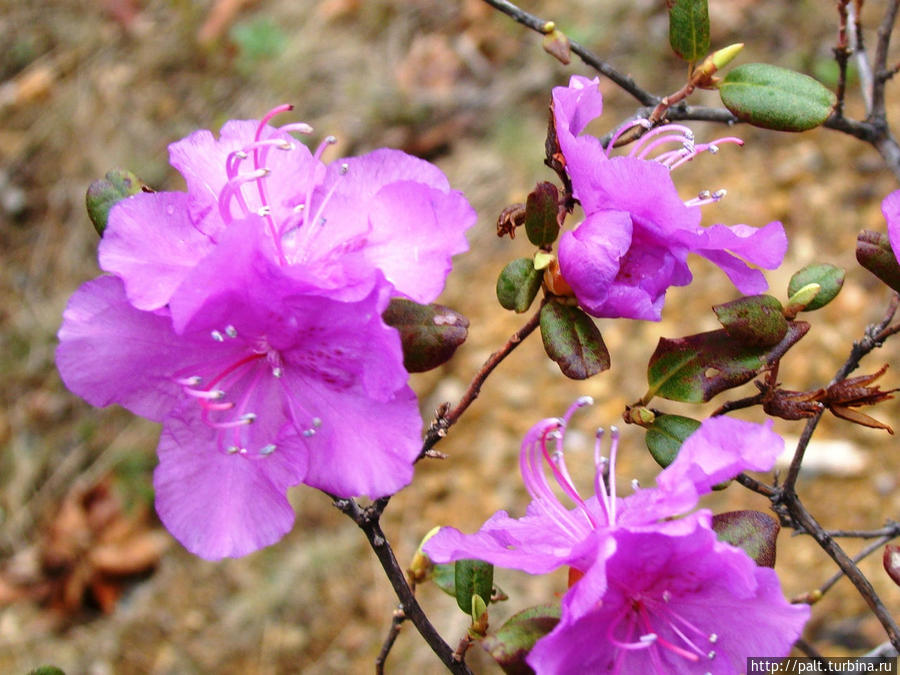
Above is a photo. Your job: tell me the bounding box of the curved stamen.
[684,189,727,208]
[605,118,652,157]
[593,430,614,527]
[627,123,694,157]
[218,168,269,225]
[634,134,696,161]
[607,426,619,524]
[520,421,589,540]
[279,122,314,135]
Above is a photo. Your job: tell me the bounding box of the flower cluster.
[424,400,809,673]
[57,106,476,559]
[551,76,788,321]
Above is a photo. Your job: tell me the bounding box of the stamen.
[605,118,652,157]
[225,325,238,338]
[211,330,225,342]
[593,429,614,527]
[280,122,314,135]
[218,168,269,225]
[184,388,225,400]
[260,444,277,456]
[272,366,283,378]
[313,135,337,162]
[520,419,588,540]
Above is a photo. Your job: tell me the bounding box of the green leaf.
[497,258,544,313]
[431,562,507,604]
[713,294,787,347]
[719,63,836,132]
[667,0,710,63]
[645,414,702,468]
[454,559,494,615]
[857,230,900,293]
[382,299,468,372]
[85,169,147,235]
[540,302,610,380]
[787,263,845,311]
[482,604,561,675]
[27,668,66,675]
[646,322,809,402]
[712,510,780,567]
[524,182,561,247]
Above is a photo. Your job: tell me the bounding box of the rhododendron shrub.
[54,0,900,670]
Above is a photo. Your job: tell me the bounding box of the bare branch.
[479,0,657,106]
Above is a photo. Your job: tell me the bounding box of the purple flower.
[58,182,439,561]
[551,76,787,320]
[424,401,807,671]
[528,520,809,674]
[58,107,478,559]
[98,105,475,329]
[425,399,784,572]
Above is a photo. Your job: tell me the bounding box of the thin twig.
[780,495,900,649]
[479,0,657,106]
[332,496,474,674]
[813,534,897,599]
[834,0,852,117]
[870,0,900,121]
[825,522,900,538]
[420,303,544,458]
[375,607,407,675]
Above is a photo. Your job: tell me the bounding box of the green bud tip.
[786,282,821,312]
[712,43,744,70]
[417,525,441,554]
[533,250,555,271]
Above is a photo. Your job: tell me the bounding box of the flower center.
[175,324,321,457]
[215,105,350,265]
[606,587,719,675]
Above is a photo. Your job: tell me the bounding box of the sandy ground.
[1,0,899,672]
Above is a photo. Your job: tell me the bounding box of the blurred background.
[1,0,899,672]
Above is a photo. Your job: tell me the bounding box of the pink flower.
[551,76,787,320]
[528,520,808,674]
[57,107,477,559]
[424,401,807,672]
[58,223,420,559]
[98,105,475,330]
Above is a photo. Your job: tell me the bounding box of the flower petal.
[658,417,783,496]
[278,379,421,499]
[424,506,602,575]
[883,190,900,258]
[98,192,214,311]
[559,210,633,314]
[154,407,309,560]
[56,276,184,421]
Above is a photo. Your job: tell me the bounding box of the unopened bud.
[784,282,821,319]
[712,43,744,70]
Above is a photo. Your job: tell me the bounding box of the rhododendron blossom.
[528,521,809,674]
[551,76,787,320]
[57,107,476,559]
[98,104,476,329]
[424,400,808,672]
[58,226,421,560]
